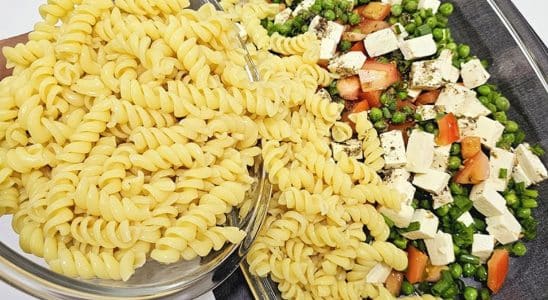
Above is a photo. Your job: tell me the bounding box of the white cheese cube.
[309,16,345,61]
[470,181,507,217]
[473,116,505,149]
[431,144,451,171]
[472,234,495,263]
[461,58,490,89]
[292,0,314,16]
[435,83,474,114]
[331,139,363,160]
[274,8,292,25]
[387,168,412,183]
[391,179,416,206]
[437,49,460,83]
[416,105,443,121]
[413,169,451,195]
[363,28,399,57]
[406,130,435,173]
[319,38,338,61]
[515,144,548,184]
[512,164,533,187]
[392,23,408,41]
[487,148,515,191]
[402,209,439,240]
[409,60,444,90]
[380,130,407,169]
[457,211,475,227]
[382,0,402,5]
[380,204,414,228]
[432,186,453,209]
[328,51,367,76]
[365,263,392,284]
[408,88,422,101]
[455,96,491,118]
[418,0,441,14]
[458,117,477,138]
[424,231,455,266]
[399,34,437,60]
[486,209,522,244]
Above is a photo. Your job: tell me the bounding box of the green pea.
[439,2,454,16]
[458,44,471,58]
[339,40,351,52]
[338,0,349,10]
[349,12,361,25]
[448,156,461,170]
[418,8,427,18]
[391,111,406,124]
[401,280,415,295]
[432,28,444,41]
[446,42,457,50]
[405,1,418,12]
[382,107,392,119]
[449,263,463,279]
[474,218,486,231]
[504,120,519,133]
[464,286,478,300]
[511,241,527,256]
[514,129,526,145]
[504,192,519,206]
[405,22,416,34]
[442,285,459,298]
[450,143,461,155]
[502,133,515,144]
[479,288,491,300]
[392,4,403,16]
[453,244,461,256]
[425,16,437,28]
[323,0,335,10]
[339,14,349,24]
[462,263,476,277]
[436,205,449,217]
[481,59,489,68]
[475,265,487,282]
[279,23,291,35]
[388,16,398,25]
[369,107,383,122]
[517,207,531,218]
[436,14,449,27]
[310,3,321,13]
[477,85,491,96]
[495,96,510,111]
[323,9,336,20]
[414,15,423,25]
[522,198,538,208]
[424,122,436,133]
[420,199,432,210]
[374,120,388,130]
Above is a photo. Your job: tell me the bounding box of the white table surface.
[0,0,545,299]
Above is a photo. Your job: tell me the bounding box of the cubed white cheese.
[380,204,415,228]
[387,168,412,183]
[328,51,367,76]
[418,0,441,14]
[416,105,443,122]
[472,234,495,263]
[363,28,399,57]
[402,209,439,240]
[515,144,548,184]
[486,209,522,244]
[382,0,403,5]
[435,83,474,114]
[365,263,392,284]
[470,181,507,217]
[512,164,533,187]
[437,49,460,83]
[292,0,314,16]
[424,231,455,266]
[409,60,444,90]
[487,148,515,191]
[461,58,490,89]
[406,130,435,173]
[431,144,451,171]
[408,88,422,101]
[455,96,491,118]
[457,211,475,227]
[309,16,345,61]
[380,130,407,169]
[392,22,408,41]
[319,38,338,61]
[473,116,505,149]
[391,179,416,206]
[331,139,363,160]
[458,117,477,138]
[432,186,453,209]
[413,169,451,195]
[399,34,437,60]
[274,8,292,25]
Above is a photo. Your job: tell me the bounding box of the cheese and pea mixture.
[263,0,547,298]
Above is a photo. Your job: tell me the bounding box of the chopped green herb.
[498,168,508,179]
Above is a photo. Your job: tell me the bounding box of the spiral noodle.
[278,188,329,216]
[371,241,408,271]
[345,204,390,241]
[349,184,402,210]
[270,32,317,56]
[349,112,385,171]
[114,0,190,17]
[70,216,141,249]
[335,151,382,185]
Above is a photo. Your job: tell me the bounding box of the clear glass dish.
[0,0,271,299]
[236,0,548,299]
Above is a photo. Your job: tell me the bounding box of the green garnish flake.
[499,168,508,179]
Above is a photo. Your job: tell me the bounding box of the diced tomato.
[336,76,361,100]
[487,249,510,294]
[351,99,370,113]
[436,113,460,146]
[406,245,428,284]
[355,19,391,35]
[396,100,416,110]
[415,89,441,105]
[425,265,448,282]
[388,121,415,144]
[350,41,366,54]
[461,136,482,159]
[359,60,400,92]
[355,2,392,21]
[385,271,404,297]
[359,90,382,108]
[453,150,490,184]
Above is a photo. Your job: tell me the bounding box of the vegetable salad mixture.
[262,0,546,298]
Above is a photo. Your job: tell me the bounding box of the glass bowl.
[0,0,271,299]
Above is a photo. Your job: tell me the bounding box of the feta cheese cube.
[380,130,407,169]
[382,0,402,5]
[402,209,439,240]
[365,263,392,284]
[387,168,412,183]
[409,60,444,90]
[470,181,507,217]
[363,28,399,57]
[331,139,363,160]
[292,0,314,16]
[413,169,451,195]
[473,116,505,149]
[455,96,491,118]
[437,49,460,83]
[319,39,338,61]
[391,179,416,206]
[432,186,453,209]
[309,16,345,61]
[472,234,495,263]
[416,105,444,122]
[486,209,522,244]
[458,117,477,138]
[461,59,490,88]
[431,144,451,171]
[512,164,533,187]
[408,88,422,101]
[424,231,455,266]
[406,130,435,173]
[515,144,548,184]
[392,23,408,41]
[380,204,414,228]
[487,148,515,191]
[274,8,292,25]
[435,83,474,114]
[328,51,367,76]
[399,34,437,60]
[457,211,475,227]
[418,0,441,14]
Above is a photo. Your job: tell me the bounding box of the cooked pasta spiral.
[270,32,317,56]
[348,184,403,210]
[349,112,385,171]
[70,216,142,249]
